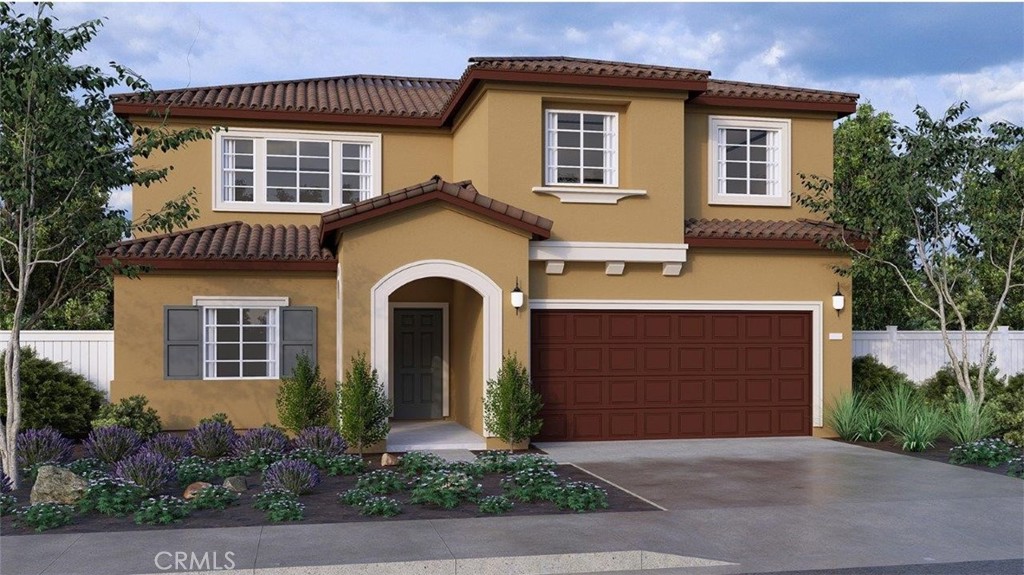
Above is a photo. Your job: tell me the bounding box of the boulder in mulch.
[380,453,399,467]
[183,482,213,500]
[222,476,248,492]
[30,465,87,505]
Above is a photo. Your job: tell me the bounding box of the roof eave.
[98,256,337,272]
[688,94,858,117]
[111,102,444,128]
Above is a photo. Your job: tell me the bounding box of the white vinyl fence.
[853,326,1024,383]
[0,331,113,397]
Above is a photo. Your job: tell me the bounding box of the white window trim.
[544,109,619,189]
[213,128,382,214]
[193,296,289,381]
[708,116,791,207]
[531,186,646,204]
[529,299,824,428]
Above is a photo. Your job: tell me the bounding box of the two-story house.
[101,57,860,447]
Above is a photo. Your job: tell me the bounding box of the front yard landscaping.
[0,425,655,535]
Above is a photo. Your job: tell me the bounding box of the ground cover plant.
[0,423,653,535]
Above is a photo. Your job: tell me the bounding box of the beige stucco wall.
[683,106,836,221]
[131,117,452,229]
[337,202,532,433]
[528,248,852,438]
[112,271,337,430]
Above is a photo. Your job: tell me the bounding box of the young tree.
[801,102,1024,406]
[483,353,543,451]
[276,353,332,433]
[336,353,390,456]
[0,4,208,486]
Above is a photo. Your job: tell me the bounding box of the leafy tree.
[336,353,390,456]
[276,353,332,433]
[801,102,1024,406]
[483,353,543,450]
[0,4,208,487]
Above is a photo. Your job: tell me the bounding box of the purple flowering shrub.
[293,426,347,456]
[143,434,192,461]
[84,425,142,465]
[233,426,289,456]
[262,459,321,495]
[187,421,236,460]
[0,469,12,493]
[114,451,175,494]
[16,427,74,470]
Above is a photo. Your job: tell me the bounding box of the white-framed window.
[214,128,381,213]
[708,116,791,207]
[545,110,618,187]
[194,297,288,380]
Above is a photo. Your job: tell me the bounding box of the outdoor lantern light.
[510,277,524,314]
[832,283,846,314]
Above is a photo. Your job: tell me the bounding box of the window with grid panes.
[545,110,618,187]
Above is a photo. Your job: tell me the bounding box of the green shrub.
[198,413,233,427]
[858,408,887,443]
[399,451,445,476]
[134,496,191,525]
[264,498,304,522]
[16,502,75,532]
[949,438,1020,467]
[176,456,216,487]
[92,395,162,439]
[920,361,1003,409]
[1007,456,1024,479]
[897,406,947,452]
[354,470,405,495]
[252,488,297,511]
[0,347,104,439]
[501,467,560,502]
[189,485,239,510]
[276,353,332,433]
[990,373,1024,445]
[0,494,18,516]
[338,488,374,506]
[79,476,148,516]
[475,450,515,474]
[547,481,609,512]
[409,470,481,509]
[852,355,914,400]
[878,383,924,438]
[358,496,401,517]
[478,495,513,514]
[945,401,999,445]
[825,392,867,441]
[483,353,543,450]
[336,353,390,455]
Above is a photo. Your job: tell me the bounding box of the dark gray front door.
[392,308,444,419]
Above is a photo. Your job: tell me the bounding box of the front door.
[392,308,444,419]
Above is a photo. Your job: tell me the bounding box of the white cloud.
[759,42,786,68]
[605,22,724,69]
[106,186,132,219]
[564,26,587,44]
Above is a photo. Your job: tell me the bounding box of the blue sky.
[39,2,1024,211]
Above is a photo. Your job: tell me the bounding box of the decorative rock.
[183,482,213,500]
[222,476,248,492]
[380,453,399,467]
[30,465,87,505]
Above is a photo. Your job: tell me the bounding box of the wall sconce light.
[510,277,525,315]
[832,283,845,314]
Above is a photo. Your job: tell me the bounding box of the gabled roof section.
[111,75,459,127]
[98,222,336,271]
[684,218,868,250]
[691,80,859,115]
[320,176,553,250]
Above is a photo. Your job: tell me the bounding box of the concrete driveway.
[537,437,1024,574]
[3,438,1021,575]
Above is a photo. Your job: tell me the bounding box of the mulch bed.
[833,437,1020,477]
[1,455,657,536]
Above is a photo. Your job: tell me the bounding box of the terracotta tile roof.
[99,222,336,271]
[464,56,711,82]
[112,75,459,119]
[685,218,867,249]
[112,56,857,123]
[320,176,553,248]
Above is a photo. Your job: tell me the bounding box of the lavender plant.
[83,425,142,465]
[143,434,192,461]
[293,426,347,455]
[261,459,322,495]
[114,451,175,494]
[16,427,74,471]
[0,469,12,493]
[232,426,290,456]
[187,421,237,460]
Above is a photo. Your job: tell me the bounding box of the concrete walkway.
[2,438,1021,575]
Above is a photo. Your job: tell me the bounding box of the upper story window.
[214,129,381,213]
[545,110,618,187]
[708,116,791,207]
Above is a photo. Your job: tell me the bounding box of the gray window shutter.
[280,306,317,377]
[165,306,202,379]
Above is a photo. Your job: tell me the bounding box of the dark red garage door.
[532,310,812,440]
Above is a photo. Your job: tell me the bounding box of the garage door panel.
[534,310,812,440]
